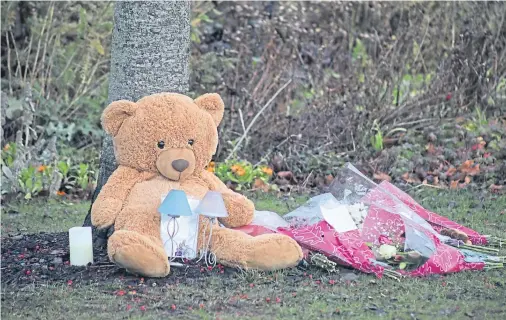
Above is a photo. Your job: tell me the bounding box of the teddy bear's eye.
[188,139,195,146]
[157,141,165,149]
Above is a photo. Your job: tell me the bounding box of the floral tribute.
[234,163,504,279]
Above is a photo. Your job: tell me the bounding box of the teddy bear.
[91,92,303,277]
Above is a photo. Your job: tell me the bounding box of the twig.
[226,79,292,160]
[238,109,246,133]
[302,171,313,189]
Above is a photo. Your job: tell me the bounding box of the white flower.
[378,244,397,260]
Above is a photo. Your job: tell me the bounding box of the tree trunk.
[83,1,191,247]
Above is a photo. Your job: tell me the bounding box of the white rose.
[378,244,397,260]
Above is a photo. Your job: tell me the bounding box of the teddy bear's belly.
[125,176,210,210]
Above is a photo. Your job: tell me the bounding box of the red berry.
[315,280,321,285]
[64,261,70,265]
[445,93,452,101]
[249,283,254,288]
[199,303,204,309]
[116,290,125,296]
[276,297,281,303]
[25,270,31,275]
[207,266,213,271]
[126,305,132,311]
[265,297,271,302]
[18,254,25,259]
[140,306,146,311]
[200,267,205,272]
[67,280,73,286]
[220,270,224,274]
[171,304,176,310]
[329,280,336,285]
[309,274,313,279]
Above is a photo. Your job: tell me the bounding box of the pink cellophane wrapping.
[234,163,486,277]
[378,181,489,245]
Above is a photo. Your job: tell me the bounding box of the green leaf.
[90,39,105,55]
[78,7,87,35]
[399,262,407,270]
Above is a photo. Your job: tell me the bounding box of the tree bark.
[83,1,191,247]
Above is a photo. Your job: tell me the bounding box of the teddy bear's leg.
[208,226,303,271]
[108,206,170,277]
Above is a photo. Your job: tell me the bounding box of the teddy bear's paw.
[91,198,123,229]
[246,234,303,271]
[219,193,255,228]
[108,230,170,277]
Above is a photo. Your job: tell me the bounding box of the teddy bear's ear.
[101,100,138,136]
[194,93,225,126]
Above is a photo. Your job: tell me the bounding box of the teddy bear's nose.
[172,159,189,172]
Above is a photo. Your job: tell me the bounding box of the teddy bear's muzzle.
[156,149,196,181]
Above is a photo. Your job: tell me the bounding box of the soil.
[0,232,239,288]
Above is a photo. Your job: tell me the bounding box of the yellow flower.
[261,166,273,176]
[56,190,66,196]
[206,161,215,172]
[231,164,243,173]
[37,165,47,172]
[235,168,246,176]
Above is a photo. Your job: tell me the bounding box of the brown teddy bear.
[91,92,303,277]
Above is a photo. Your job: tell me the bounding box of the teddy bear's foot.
[246,234,303,270]
[108,230,170,277]
[210,228,303,271]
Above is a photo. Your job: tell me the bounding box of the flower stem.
[453,244,500,255]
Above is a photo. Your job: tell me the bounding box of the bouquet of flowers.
[236,163,504,278]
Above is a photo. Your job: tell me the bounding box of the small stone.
[52,257,63,265]
[39,259,46,263]
[11,235,23,240]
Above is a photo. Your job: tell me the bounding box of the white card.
[320,203,358,233]
[160,195,200,259]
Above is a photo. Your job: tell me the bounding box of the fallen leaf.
[450,180,459,190]
[460,160,480,176]
[253,179,269,192]
[373,172,391,182]
[401,172,418,184]
[489,184,504,193]
[446,167,457,176]
[277,171,294,180]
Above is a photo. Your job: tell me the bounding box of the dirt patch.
[0,232,238,288]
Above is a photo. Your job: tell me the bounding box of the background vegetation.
[1,1,505,201]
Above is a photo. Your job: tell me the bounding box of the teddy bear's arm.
[91,166,148,229]
[200,170,254,228]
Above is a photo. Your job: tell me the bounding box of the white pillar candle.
[69,227,94,266]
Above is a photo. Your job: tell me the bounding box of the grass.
[1,188,506,319]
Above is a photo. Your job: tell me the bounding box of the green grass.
[1,198,90,234]
[1,188,506,320]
